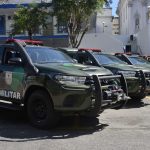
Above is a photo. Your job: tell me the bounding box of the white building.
[117,0,150,35]
[79,8,129,52]
[117,0,150,55]
[96,8,113,34]
[94,8,120,35]
[0,0,52,36]
[0,0,68,46]
[112,16,120,34]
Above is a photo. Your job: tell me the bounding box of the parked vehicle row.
[115,53,150,93]
[0,39,149,129]
[0,40,129,129]
[57,48,150,100]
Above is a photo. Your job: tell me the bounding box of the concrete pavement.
[0,98,150,150]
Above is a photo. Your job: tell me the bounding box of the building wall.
[118,0,128,34]
[96,8,113,34]
[136,25,150,55]
[118,0,149,35]
[0,0,68,47]
[112,17,119,34]
[117,0,150,55]
[79,33,125,53]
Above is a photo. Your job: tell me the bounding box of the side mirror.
[85,60,93,65]
[8,57,22,65]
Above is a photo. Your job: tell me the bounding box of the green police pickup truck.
[0,42,127,129]
[115,53,150,93]
[57,48,147,101]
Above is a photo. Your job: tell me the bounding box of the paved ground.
[0,97,150,150]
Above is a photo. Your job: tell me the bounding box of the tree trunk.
[68,23,89,48]
[28,30,33,40]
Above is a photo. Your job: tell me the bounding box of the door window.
[3,48,21,65]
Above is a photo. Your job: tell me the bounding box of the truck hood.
[35,63,113,76]
[103,64,142,72]
[133,64,150,72]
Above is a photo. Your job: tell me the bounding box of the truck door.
[0,46,25,102]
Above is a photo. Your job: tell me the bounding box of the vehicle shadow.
[122,98,150,109]
[0,109,108,142]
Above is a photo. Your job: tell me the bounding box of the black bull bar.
[137,70,146,94]
[89,74,128,116]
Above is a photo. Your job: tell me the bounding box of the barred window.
[57,21,67,33]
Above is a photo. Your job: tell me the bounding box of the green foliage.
[12,3,49,39]
[53,0,112,48]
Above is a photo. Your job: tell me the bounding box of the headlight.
[54,75,86,85]
[117,71,136,77]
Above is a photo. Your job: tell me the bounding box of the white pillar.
[148,6,150,24]
[128,0,133,34]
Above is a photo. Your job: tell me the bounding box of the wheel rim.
[32,99,47,120]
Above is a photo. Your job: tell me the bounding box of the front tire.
[27,90,59,129]
[130,93,146,101]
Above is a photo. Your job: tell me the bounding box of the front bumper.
[88,74,128,115]
[143,71,150,93]
[49,74,128,117]
[70,74,128,117]
[126,70,146,96]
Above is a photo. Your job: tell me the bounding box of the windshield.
[25,46,74,64]
[129,56,150,65]
[93,53,127,65]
